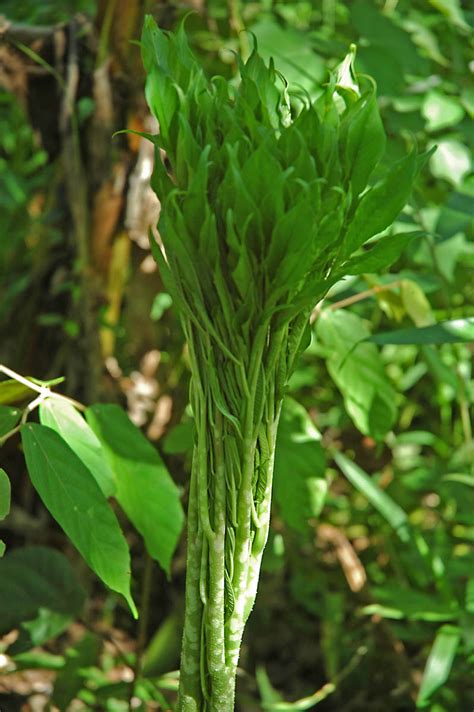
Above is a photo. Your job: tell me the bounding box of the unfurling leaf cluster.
[142,16,419,352]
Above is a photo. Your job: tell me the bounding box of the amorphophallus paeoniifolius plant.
[141,17,423,710]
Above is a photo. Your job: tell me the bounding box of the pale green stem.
[178,318,289,710]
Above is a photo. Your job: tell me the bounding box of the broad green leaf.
[39,398,116,497]
[21,423,136,616]
[52,632,101,709]
[422,91,464,132]
[333,451,410,541]
[0,405,21,438]
[274,398,327,534]
[0,468,11,557]
[417,625,461,707]
[368,318,474,345]
[342,231,420,275]
[429,139,471,186]
[342,149,416,256]
[0,546,86,653]
[316,309,397,439]
[86,404,184,576]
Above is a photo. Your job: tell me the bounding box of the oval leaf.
[316,309,397,439]
[86,404,184,576]
[39,398,116,498]
[21,423,136,616]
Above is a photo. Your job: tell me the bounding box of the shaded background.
[0,1,473,710]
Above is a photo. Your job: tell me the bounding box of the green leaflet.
[86,404,184,576]
[39,398,116,498]
[342,149,417,257]
[341,86,386,197]
[342,231,422,275]
[21,423,136,616]
[142,17,418,332]
[316,309,397,440]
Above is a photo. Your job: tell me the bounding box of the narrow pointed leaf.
[343,150,417,256]
[333,451,410,541]
[342,231,421,275]
[21,423,136,616]
[417,625,461,707]
[369,318,474,345]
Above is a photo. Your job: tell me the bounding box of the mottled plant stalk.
[178,319,305,710]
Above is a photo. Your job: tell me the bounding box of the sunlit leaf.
[87,404,184,576]
[316,310,397,439]
[422,91,464,132]
[39,398,116,497]
[429,139,471,186]
[21,423,136,615]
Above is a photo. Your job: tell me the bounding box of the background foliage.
[0,0,472,710]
